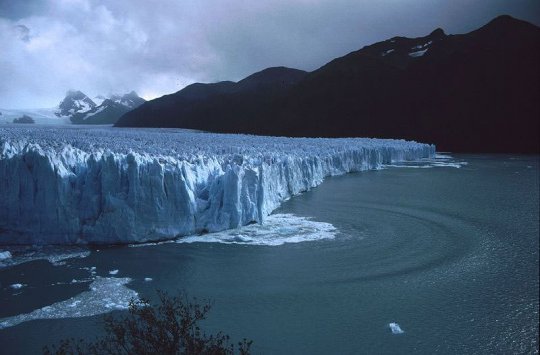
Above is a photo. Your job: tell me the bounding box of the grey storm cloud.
[14,24,31,42]
[0,0,539,108]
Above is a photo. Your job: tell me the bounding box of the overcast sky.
[1,0,539,108]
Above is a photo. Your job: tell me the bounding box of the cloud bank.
[1,0,539,108]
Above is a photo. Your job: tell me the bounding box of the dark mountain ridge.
[116,16,540,153]
[118,67,307,130]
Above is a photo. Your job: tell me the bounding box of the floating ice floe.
[0,126,434,244]
[383,153,467,169]
[80,266,97,277]
[177,213,337,246]
[389,322,405,334]
[0,277,137,330]
[0,247,90,268]
[47,251,91,265]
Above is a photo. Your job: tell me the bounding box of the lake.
[0,154,538,354]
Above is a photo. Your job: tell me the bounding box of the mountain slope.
[115,67,308,130]
[116,16,540,153]
[70,91,146,124]
[55,90,96,117]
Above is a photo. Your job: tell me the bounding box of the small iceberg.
[389,322,404,334]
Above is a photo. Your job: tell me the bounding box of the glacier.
[0,126,434,245]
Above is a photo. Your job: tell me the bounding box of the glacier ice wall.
[0,127,434,244]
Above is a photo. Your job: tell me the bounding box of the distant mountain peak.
[108,91,146,109]
[56,90,96,117]
[240,66,308,83]
[65,89,85,96]
[468,14,540,47]
[474,14,540,35]
[488,14,517,25]
[429,28,445,38]
[237,66,308,91]
[125,90,139,97]
[70,91,146,125]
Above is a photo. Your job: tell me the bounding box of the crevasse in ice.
[0,126,435,244]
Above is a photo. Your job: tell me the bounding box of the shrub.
[43,291,252,355]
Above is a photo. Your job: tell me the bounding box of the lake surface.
[0,154,538,354]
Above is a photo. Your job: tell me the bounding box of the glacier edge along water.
[0,153,536,354]
[0,126,434,245]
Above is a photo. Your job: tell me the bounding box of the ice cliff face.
[0,127,434,245]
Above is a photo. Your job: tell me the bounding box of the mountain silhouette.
[116,16,540,153]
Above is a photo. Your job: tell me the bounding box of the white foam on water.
[430,161,467,168]
[9,283,25,289]
[0,247,90,268]
[176,213,337,246]
[128,241,170,248]
[47,251,91,266]
[144,277,153,282]
[0,251,11,260]
[109,269,119,275]
[384,164,433,169]
[384,153,467,169]
[389,322,405,334]
[0,277,137,330]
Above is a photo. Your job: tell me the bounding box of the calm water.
[0,154,538,354]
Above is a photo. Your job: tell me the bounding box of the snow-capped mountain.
[56,90,145,124]
[55,90,96,117]
[93,95,107,106]
[1,91,145,126]
[359,27,446,66]
[109,91,146,109]
[91,92,144,109]
[69,91,146,124]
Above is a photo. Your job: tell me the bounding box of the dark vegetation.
[116,15,540,153]
[13,114,35,124]
[43,291,252,355]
